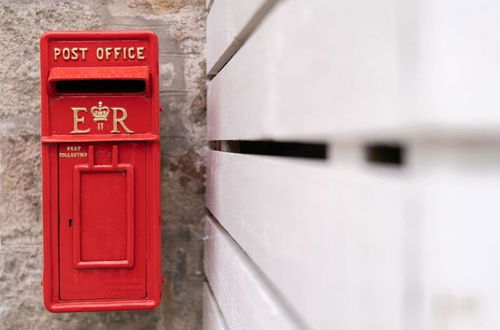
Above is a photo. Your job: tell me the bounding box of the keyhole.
[68,219,73,227]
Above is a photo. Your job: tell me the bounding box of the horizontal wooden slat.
[206,150,406,329]
[208,0,401,141]
[208,0,500,141]
[203,283,228,330]
[410,142,500,330]
[206,0,214,11]
[206,0,276,76]
[414,0,500,135]
[204,215,302,330]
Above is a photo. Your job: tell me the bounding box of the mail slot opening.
[54,79,146,94]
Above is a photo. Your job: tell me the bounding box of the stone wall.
[0,0,206,329]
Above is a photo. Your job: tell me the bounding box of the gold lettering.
[79,48,88,60]
[105,47,112,60]
[70,108,90,134]
[127,47,135,59]
[70,48,78,60]
[136,47,145,60]
[54,47,88,61]
[62,48,70,60]
[92,47,146,61]
[110,107,133,134]
[96,47,104,60]
[59,152,88,158]
[113,47,121,60]
[54,48,61,60]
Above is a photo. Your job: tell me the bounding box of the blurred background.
[3,0,500,329]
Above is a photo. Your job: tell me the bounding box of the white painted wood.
[208,0,500,141]
[206,150,406,330]
[203,283,228,330]
[204,215,302,330]
[408,142,500,330]
[206,0,276,76]
[208,0,402,141]
[206,0,214,11]
[415,0,500,134]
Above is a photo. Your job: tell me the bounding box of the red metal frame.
[40,31,162,312]
[48,66,151,96]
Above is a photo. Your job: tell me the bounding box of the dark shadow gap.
[209,140,327,160]
[364,143,404,166]
[54,79,145,94]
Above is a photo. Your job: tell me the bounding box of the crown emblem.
[90,101,110,122]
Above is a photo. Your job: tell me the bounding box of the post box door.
[58,142,147,300]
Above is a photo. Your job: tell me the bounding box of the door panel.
[58,142,147,300]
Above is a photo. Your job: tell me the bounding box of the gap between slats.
[209,140,405,167]
[207,0,281,78]
[205,214,307,329]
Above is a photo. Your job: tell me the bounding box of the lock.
[40,31,162,312]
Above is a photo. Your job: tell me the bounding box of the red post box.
[40,31,162,312]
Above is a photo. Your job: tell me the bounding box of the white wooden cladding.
[208,0,500,141]
[206,151,406,330]
[205,0,500,329]
[203,283,228,330]
[205,149,500,330]
[410,143,500,330]
[204,215,301,330]
[206,0,276,77]
[206,0,214,11]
